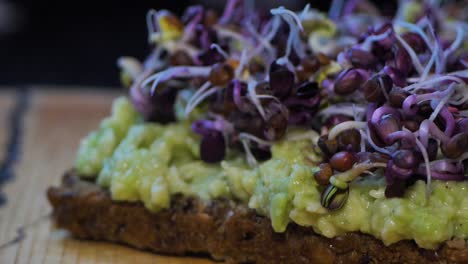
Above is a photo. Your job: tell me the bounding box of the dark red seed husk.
[314,163,333,185]
[248,61,266,75]
[401,120,420,132]
[263,102,289,141]
[204,9,219,26]
[356,152,390,164]
[330,151,356,172]
[170,50,194,66]
[144,87,178,124]
[427,139,439,161]
[362,78,382,103]
[230,111,265,138]
[326,115,353,128]
[209,63,234,86]
[394,48,413,76]
[317,53,331,65]
[362,74,393,103]
[251,146,272,161]
[269,67,295,99]
[318,135,338,157]
[455,118,468,134]
[296,82,319,99]
[334,69,366,96]
[346,48,377,69]
[392,150,418,170]
[376,115,401,145]
[337,129,361,152]
[200,132,226,163]
[385,178,407,198]
[442,133,468,159]
[401,32,426,53]
[301,56,321,73]
[383,66,406,87]
[389,88,410,108]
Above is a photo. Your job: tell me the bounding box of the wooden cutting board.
[0,88,215,264]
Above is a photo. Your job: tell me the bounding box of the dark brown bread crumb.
[47,170,468,264]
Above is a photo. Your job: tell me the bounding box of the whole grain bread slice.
[47,170,468,264]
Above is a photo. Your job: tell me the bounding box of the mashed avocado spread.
[76,97,468,249]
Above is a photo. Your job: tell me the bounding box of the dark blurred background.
[0,0,340,87]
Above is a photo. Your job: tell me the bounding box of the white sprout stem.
[144,46,166,71]
[285,130,320,143]
[453,152,468,162]
[215,26,253,48]
[181,7,203,42]
[403,75,465,92]
[378,76,390,102]
[395,33,425,75]
[276,57,296,74]
[219,0,240,25]
[429,84,455,122]
[146,9,158,41]
[184,87,219,117]
[239,132,275,167]
[406,76,422,83]
[271,6,304,61]
[335,162,388,182]
[142,66,211,93]
[319,104,366,120]
[362,170,377,177]
[244,0,254,16]
[130,69,153,107]
[265,16,281,41]
[184,81,212,116]
[190,81,212,102]
[270,7,304,32]
[449,83,468,105]
[458,110,468,117]
[247,81,267,119]
[210,43,229,59]
[240,138,258,166]
[462,60,468,68]
[352,104,359,121]
[299,3,311,20]
[395,21,434,51]
[206,113,235,134]
[415,137,432,202]
[245,21,276,61]
[448,69,468,78]
[360,29,392,51]
[239,132,273,146]
[443,24,464,59]
[359,129,367,152]
[235,50,248,79]
[329,0,345,20]
[256,95,282,103]
[247,44,273,67]
[284,25,297,59]
[420,45,437,81]
[328,121,367,140]
[143,66,210,85]
[164,41,200,57]
[364,127,392,155]
[117,57,143,79]
[419,119,450,147]
[427,22,444,74]
[293,32,306,58]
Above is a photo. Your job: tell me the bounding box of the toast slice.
[47,170,468,264]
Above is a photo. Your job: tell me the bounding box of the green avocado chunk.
[75,97,468,249]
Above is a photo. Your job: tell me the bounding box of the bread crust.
[47,170,468,264]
